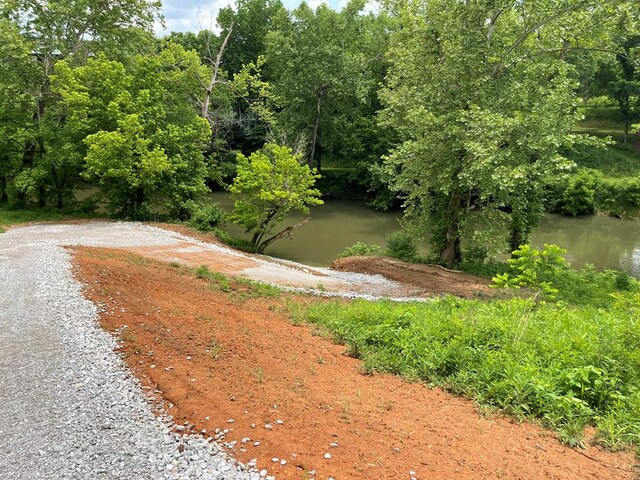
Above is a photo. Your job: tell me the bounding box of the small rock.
[272,457,279,463]
[275,419,283,425]
[280,459,287,466]
[323,453,332,459]
[264,424,272,430]
[227,419,235,424]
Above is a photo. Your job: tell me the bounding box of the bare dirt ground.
[73,247,637,480]
[331,256,494,299]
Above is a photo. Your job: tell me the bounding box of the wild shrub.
[492,244,569,299]
[385,231,418,262]
[336,242,383,258]
[560,170,599,216]
[188,202,226,232]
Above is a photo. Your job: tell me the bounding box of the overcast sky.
[157,0,345,35]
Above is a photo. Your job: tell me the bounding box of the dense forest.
[2,0,640,266]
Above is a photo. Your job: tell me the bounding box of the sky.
[156,0,346,35]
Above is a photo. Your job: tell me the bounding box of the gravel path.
[0,223,276,479]
[0,221,426,479]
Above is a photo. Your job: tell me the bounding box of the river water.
[211,192,640,276]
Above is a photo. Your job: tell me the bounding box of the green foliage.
[566,141,640,177]
[266,0,391,171]
[229,143,323,252]
[194,264,280,298]
[596,176,640,217]
[458,260,509,279]
[385,231,418,262]
[0,206,87,233]
[0,0,161,209]
[74,47,212,219]
[306,291,640,448]
[378,0,621,266]
[188,202,227,232]
[336,242,383,259]
[560,170,600,216]
[493,244,569,298]
[546,169,640,218]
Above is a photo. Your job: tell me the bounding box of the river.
[210,192,640,276]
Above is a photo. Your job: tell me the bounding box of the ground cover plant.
[304,247,640,449]
[0,206,87,233]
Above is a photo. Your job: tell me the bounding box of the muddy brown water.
[211,192,640,276]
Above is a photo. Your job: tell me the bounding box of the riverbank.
[72,246,638,480]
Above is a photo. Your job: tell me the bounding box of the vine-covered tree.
[380,0,629,266]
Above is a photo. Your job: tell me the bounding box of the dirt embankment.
[73,247,636,480]
[332,256,494,299]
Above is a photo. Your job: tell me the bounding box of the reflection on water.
[210,192,403,266]
[531,214,640,277]
[211,192,640,275]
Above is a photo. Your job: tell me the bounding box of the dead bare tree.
[197,22,234,130]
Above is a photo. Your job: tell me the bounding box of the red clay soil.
[332,256,494,299]
[72,247,637,480]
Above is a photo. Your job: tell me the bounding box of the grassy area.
[566,143,640,178]
[194,265,281,299]
[0,206,88,233]
[570,115,640,178]
[301,270,640,449]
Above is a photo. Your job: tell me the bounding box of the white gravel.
[0,223,266,479]
[0,221,427,479]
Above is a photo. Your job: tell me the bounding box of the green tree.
[266,0,385,172]
[229,143,323,253]
[379,0,626,267]
[57,46,212,218]
[0,0,162,208]
[217,0,285,76]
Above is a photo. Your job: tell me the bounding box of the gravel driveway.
[0,222,280,479]
[0,221,424,479]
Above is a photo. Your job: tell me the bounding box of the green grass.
[566,143,640,178]
[569,115,640,178]
[0,206,86,233]
[304,285,640,449]
[194,265,281,299]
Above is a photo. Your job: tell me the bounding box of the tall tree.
[217,0,285,76]
[0,0,162,207]
[379,0,627,266]
[266,0,383,172]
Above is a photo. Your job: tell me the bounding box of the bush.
[386,230,418,262]
[596,176,640,218]
[560,170,599,216]
[336,242,383,258]
[188,202,226,232]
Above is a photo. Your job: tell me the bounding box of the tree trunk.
[309,91,323,172]
[439,227,462,268]
[438,193,464,268]
[200,24,233,128]
[257,218,311,253]
[509,224,524,253]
